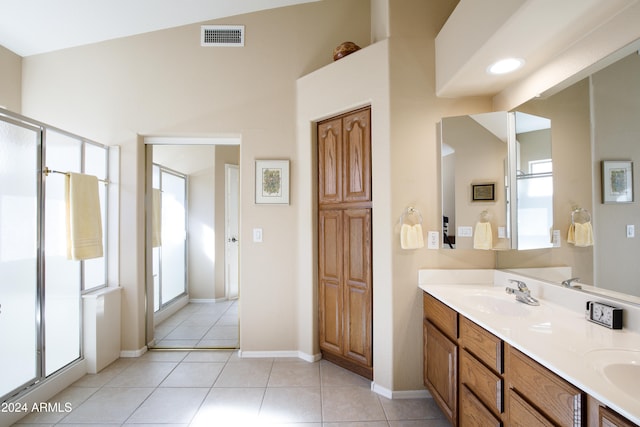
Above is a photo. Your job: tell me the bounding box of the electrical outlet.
[627,224,635,238]
[427,231,439,249]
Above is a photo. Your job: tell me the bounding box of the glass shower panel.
[83,143,107,291]
[43,130,81,375]
[160,171,186,305]
[0,119,39,399]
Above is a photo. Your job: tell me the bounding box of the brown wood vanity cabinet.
[423,292,505,426]
[422,291,639,427]
[423,292,458,425]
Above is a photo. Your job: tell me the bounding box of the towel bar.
[43,167,109,184]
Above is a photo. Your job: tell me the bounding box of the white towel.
[401,223,424,249]
[473,222,493,250]
[66,172,104,260]
[151,188,162,247]
[567,222,593,247]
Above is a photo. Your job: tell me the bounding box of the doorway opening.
[144,138,240,350]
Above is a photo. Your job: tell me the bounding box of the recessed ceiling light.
[488,58,524,75]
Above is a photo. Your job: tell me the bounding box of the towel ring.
[571,207,591,224]
[401,206,423,226]
[479,210,491,223]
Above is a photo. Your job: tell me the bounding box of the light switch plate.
[498,226,506,238]
[626,224,635,238]
[427,231,439,249]
[458,226,473,237]
[552,229,561,247]
[253,228,263,242]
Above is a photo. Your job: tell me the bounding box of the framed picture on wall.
[255,159,290,204]
[471,183,495,201]
[601,160,634,203]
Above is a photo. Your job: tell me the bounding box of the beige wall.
[592,53,640,295]
[386,0,493,392]
[17,0,496,393]
[189,160,216,300]
[0,45,21,111]
[21,0,371,355]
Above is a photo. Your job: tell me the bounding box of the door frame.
[225,163,239,300]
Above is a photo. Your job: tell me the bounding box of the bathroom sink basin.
[584,349,640,399]
[466,293,532,317]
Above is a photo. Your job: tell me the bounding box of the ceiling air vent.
[201,25,245,47]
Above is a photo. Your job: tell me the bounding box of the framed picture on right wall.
[601,160,634,203]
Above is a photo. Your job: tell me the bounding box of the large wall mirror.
[497,39,640,300]
[440,111,553,251]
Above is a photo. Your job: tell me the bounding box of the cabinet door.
[425,320,458,425]
[318,210,343,354]
[342,109,371,203]
[318,117,343,204]
[342,208,372,366]
[600,406,637,427]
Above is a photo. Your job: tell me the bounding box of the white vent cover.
[201,25,245,47]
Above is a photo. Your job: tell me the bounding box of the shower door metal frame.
[0,114,44,403]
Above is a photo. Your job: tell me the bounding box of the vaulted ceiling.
[0,0,319,57]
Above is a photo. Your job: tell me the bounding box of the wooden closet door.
[343,208,372,366]
[343,109,371,203]
[318,118,343,205]
[318,210,343,354]
[317,106,372,379]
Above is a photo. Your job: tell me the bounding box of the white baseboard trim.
[120,346,148,358]
[371,382,431,399]
[238,350,322,362]
[189,298,225,303]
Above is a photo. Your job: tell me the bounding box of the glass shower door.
[152,165,187,312]
[0,118,40,400]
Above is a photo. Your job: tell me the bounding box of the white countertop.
[419,273,640,424]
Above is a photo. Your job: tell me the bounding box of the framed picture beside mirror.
[601,160,633,204]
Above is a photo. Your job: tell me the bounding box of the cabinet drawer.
[508,389,554,427]
[460,384,502,427]
[460,349,503,414]
[423,293,457,340]
[460,316,503,373]
[506,345,584,427]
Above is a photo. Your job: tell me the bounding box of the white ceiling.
[436,0,640,98]
[0,0,318,57]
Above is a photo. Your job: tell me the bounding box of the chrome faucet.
[561,277,581,289]
[505,279,540,306]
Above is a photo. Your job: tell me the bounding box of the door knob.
[228,237,238,243]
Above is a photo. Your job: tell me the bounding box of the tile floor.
[14,351,449,426]
[154,300,239,349]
